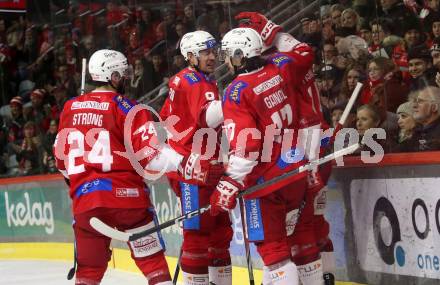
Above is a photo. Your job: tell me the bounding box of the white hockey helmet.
[180,31,217,60]
[88,49,129,82]
[221,28,263,60]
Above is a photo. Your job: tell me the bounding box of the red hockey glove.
[210,176,243,216]
[307,170,325,194]
[235,12,282,46]
[179,153,224,185]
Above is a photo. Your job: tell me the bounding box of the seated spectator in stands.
[17,121,41,176]
[355,104,391,153]
[359,22,373,46]
[42,119,58,173]
[368,18,401,58]
[330,100,357,128]
[299,14,322,49]
[379,0,419,37]
[407,45,436,90]
[55,64,77,98]
[341,8,360,35]
[127,58,153,100]
[317,64,342,110]
[392,18,425,78]
[322,41,338,65]
[170,50,186,76]
[330,4,344,29]
[370,83,400,133]
[137,7,158,50]
[431,38,440,71]
[24,89,50,132]
[360,57,408,106]
[391,101,417,152]
[339,64,366,101]
[173,21,187,51]
[406,85,440,151]
[429,13,440,40]
[182,4,196,31]
[6,96,25,145]
[150,51,168,87]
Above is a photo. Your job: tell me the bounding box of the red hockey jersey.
[55,90,161,214]
[223,48,314,198]
[160,67,221,158]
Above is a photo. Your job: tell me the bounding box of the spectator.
[322,41,338,65]
[407,45,436,90]
[339,64,366,100]
[369,18,399,58]
[407,85,440,150]
[55,64,77,98]
[369,83,400,133]
[379,0,419,37]
[127,58,153,100]
[340,8,359,35]
[24,89,51,132]
[17,121,41,176]
[6,96,25,144]
[392,101,417,151]
[182,4,196,31]
[356,104,381,136]
[330,4,344,29]
[431,37,440,71]
[42,119,58,173]
[330,100,357,128]
[317,64,342,109]
[360,57,408,106]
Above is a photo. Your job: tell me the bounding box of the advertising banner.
[351,178,440,279]
[0,179,73,241]
[0,0,26,13]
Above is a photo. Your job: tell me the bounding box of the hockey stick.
[66,235,77,280]
[90,143,360,242]
[172,249,182,285]
[239,197,255,285]
[80,58,86,95]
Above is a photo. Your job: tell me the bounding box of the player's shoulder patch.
[223,80,248,104]
[183,72,201,85]
[171,75,181,87]
[113,94,134,114]
[271,53,293,68]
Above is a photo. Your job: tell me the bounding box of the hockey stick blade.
[90,143,360,242]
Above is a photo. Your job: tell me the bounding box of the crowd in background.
[0,0,439,178]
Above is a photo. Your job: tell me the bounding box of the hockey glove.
[210,176,243,216]
[179,153,224,185]
[307,169,325,194]
[235,12,282,46]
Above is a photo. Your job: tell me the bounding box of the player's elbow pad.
[274,33,301,52]
[201,100,223,128]
[145,145,183,172]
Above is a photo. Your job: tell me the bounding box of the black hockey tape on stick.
[89,143,360,242]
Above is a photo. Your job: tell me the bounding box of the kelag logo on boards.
[351,178,440,279]
[373,196,440,270]
[3,192,54,234]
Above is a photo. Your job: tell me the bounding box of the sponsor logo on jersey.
[75,178,113,197]
[71,101,110,111]
[113,95,134,114]
[270,270,287,282]
[225,81,248,104]
[276,147,304,169]
[183,72,201,85]
[115,188,139,197]
[271,53,292,68]
[253,75,283,95]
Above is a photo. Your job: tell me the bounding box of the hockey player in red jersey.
[235,12,336,285]
[54,49,223,285]
[209,27,321,285]
[159,31,232,285]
